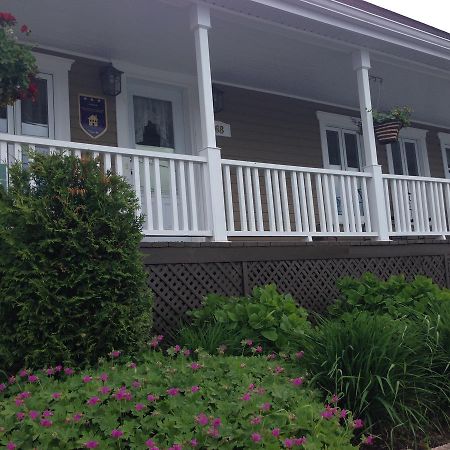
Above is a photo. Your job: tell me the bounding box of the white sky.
[365,0,450,34]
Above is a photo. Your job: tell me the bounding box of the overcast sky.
[366,0,450,34]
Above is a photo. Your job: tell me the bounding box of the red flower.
[0,12,16,26]
[20,24,30,34]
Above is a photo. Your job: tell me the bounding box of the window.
[317,112,363,171]
[438,132,450,179]
[386,129,429,177]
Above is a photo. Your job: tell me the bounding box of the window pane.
[21,78,49,137]
[391,141,404,175]
[0,107,6,133]
[133,96,174,149]
[326,130,341,166]
[344,133,360,169]
[404,142,419,176]
[446,148,450,175]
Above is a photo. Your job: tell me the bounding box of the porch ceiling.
[4,0,450,128]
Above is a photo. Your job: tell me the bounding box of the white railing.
[383,174,450,237]
[221,159,375,239]
[0,133,211,237]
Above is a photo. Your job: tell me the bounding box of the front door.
[127,81,187,229]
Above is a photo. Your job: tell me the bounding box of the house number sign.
[215,121,231,138]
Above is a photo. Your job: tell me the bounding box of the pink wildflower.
[14,398,24,407]
[8,376,16,384]
[40,418,53,427]
[111,429,124,438]
[114,388,132,401]
[28,374,38,383]
[251,433,262,442]
[184,349,191,357]
[295,350,305,359]
[294,437,307,446]
[261,402,271,411]
[250,416,262,425]
[167,387,179,396]
[132,380,141,389]
[82,375,93,383]
[64,367,74,375]
[129,362,137,369]
[331,394,339,403]
[100,373,108,382]
[6,443,17,450]
[241,392,251,401]
[99,386,111,395]
[190,362,202,371]
[29,410,39,420]
[16,412,25,421]
[46,367,55,376]
[191,385,200,393]
[212,417,221,427]
[267,353,277,360]
[19,369,27,377]
[274,366,284,374]
[18,391,31,399]
[110,350,121,358]
[340,409,348,418]
[87,396,101,406]
[291,377,303,386]
[284,438,294,448]
[272,428,281,437]
[135,403,145,411]
[253,345,263,353]
[73,412,83,422]
[190,439,198,447]
[42,410,53,417]
[173,345,181,353]
[248,383,256,391]
[207,427,220,438]
[364,435,375,445]
[147,394,157,402]
[196,412,209,426]
[55,365,62,372]
[84,441,99,448]
[170,445,182,450]
[353,419,364,429]
[51,392,61,399]
[245,339,253,346]
[321,409,334,420]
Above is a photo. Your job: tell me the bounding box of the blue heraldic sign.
[79,95,107,139]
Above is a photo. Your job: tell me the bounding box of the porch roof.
[4,0,450,128]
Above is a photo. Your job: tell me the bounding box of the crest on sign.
[79,95,107,139]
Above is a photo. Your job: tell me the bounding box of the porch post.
[352,49,390,241]
[191,4,227,241]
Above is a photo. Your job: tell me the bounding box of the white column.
[191,4,227,241]
[353,49,390,241]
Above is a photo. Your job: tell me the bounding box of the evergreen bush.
[0,152,153,373]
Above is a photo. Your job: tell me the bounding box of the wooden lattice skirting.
[141,240,450,334]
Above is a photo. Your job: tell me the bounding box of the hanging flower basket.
[0,12,37,107]
[373,120,403,144]
[372,106,412,145]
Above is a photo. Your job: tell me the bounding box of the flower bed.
[0,345,368,449]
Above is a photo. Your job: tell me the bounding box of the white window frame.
[386,127,429,177]
[316,111,364,171]
[438,132,450,179]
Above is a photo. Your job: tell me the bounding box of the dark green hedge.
[0,152,153,373]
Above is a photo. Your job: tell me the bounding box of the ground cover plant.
[181,285,311,354]
[0,343,370,449]
[0,152,152,373]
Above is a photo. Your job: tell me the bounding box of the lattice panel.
[147,262,243,334]
[246,256,446,313]
[146,254,446,333]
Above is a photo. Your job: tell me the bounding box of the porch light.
[100,64,123,97]
[212,85,224,113]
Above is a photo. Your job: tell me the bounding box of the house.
[2,0,450,330]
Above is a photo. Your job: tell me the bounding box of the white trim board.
[438,132,450,179]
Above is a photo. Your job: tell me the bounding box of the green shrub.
[303,311,450,447]
[0,349,363,449]
[0,152,153,373]
[188,284,311,353]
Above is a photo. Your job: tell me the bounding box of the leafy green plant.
[0,152,153,373]
[188,284,311,353]
[0,12,38,106]
[0,348,364,449]
[303,311,450,448]
[372,106,412,127]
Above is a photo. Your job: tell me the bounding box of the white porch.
[3,0,450,241]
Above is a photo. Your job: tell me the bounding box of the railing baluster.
[223,165,234,232]
[421,181,430,232]
[169,159,179,231]
[291,172,302,232]
[323,174,334,233]
[329,175,340,232]
[153,158,163,230]
[345,176,356,233]
[236,166,247,232]
[415,181,424,232]
[115,154,123,176]
[178,161,188,231]
[104,153,112,173]
[437,183,446,233]
[252,168,264,232]
[361,177,371,233]
[280,170,291,232]
[264,169,276,232]
[339,175,350,233]
[244,167,256,232]
[188,162,198,232]
[74,149,82,158]
[445,184,450,232]
[132,156,142,214]
[273,170,283,232]
[410,180,420,233]
[143,157,153,231]
[305,173,316,233]
[429,182,438,233]
[13,143,22,163]
[316,174,327,233]
[299,172,310,233]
